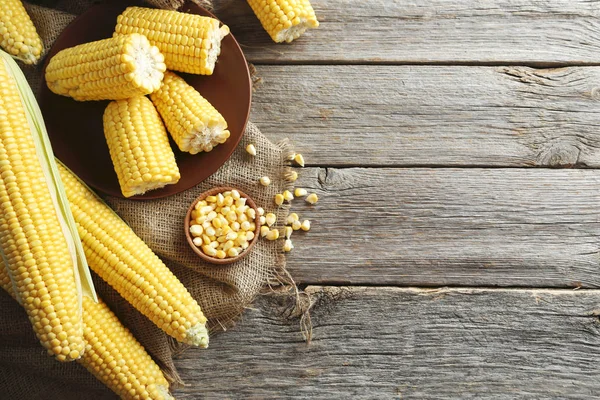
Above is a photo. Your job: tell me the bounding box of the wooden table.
[174,1,600,397]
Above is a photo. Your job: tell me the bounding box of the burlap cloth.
[0,1,297,398]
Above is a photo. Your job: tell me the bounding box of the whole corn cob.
[0,50,93,362]
[0,0,43,64]
[246,0,319,43]
[115,7,230,75]
[45,33,166,101]
[150,71,229,154]
[0,263,174,400]
[104,96,180,197]
[58,162,209,347]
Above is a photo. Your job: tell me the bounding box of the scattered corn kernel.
[294,188,308,197]
[292,220,302,230]
[285,171,298,182]
[301,220,311,231]
[265,213,277,227]
[266,229,280,241]
[246,144,256,156]
[283,239,294,252]
[305,193,319,204]
[260,176,271,186]
[284,226,293,239]
[257,207,265,216]
[286,213,299,224]
[189,224,203,237]
[274,193,284,206]
[259,216,266,226]
[294,154,305,167]
[260,226,270,237]
[283,190,294,202]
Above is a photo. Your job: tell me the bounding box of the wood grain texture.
[174,286,600,399]
[283,167,599,287]
[250,65,600,167]
[218,0,600,65]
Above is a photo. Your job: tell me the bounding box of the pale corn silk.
[0,0,294,398]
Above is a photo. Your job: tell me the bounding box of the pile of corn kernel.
[247,144,319,253]
[189,189,257,259]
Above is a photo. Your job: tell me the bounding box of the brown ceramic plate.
[39,2,251,200]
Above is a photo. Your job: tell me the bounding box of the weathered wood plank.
[218,0,600,64]
[174,286,600,399]
[284,167,599,287]
[250,65,600,167]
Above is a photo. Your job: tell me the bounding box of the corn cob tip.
[187,322,210,348]
[154,385,176,400]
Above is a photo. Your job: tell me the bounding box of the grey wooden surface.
[175,0,600,398]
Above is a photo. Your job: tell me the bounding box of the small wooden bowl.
[185,187,260,265]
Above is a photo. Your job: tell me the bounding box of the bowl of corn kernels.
[185,187,260,264]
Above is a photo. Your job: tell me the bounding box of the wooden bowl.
[184,187,260,265]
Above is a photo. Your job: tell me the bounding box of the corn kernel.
[274,193,284,206]
[189,224,203,237]
[216,193,225,206]
[301,220,311,231]
[241,221,251,231]
[265,213,276,227]
[283,190,294,201]
[292,220,302,231]
[260,176,271,186]
[286,213,299,224]
[206,195,217,203]
[294,188,307,197]
[192,237,203,247]
[284,226,293,239]
[241,241,250,249]
[246,231,255,241]
[232,221,241,231]
[205,226,216,237]
[247,208,256,220]
[236,198,247,207]
[227,248,240,257]
[249,222,256,231]
[260,226,270,237]
[259,216,266,226]
[285,171,298,182]
[266,229,280,241]
[231,189,241,200]
[257,207,265,216]
[202,245,217,257]
[305,193,319,204]
[226,231,238,241]
[288,153,296,161]
[209,241,219,249]
[283,239,293,252]
[215,250,226,259]
[206,211,217,221]
[223,240,235,252]
[294,154,305,167]
[246,144,257,156]
[212,218,222,229]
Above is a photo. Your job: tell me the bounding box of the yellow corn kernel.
[231,190,241,200]
[150,71,230,154]
[231,221,241,231]
[115,6,230,74]
[266,229,280,241]
[283,190,294,202]
[260,226,270,237]
[46,34,165,101]
[257,207,265,216]
[192,237,203,247]
[241,221,251,231]
[206,195,217,203]
[189,225,203,237]
[284,226,293,239]
[259,216,267,226]
[215,250,226,259]
[0,0,43,64]
[283,239,294,252]
[202,245,217,257]
[294,188,308,197]
[305,193,319,204]
[246,0,319,43]
[227,248,239,257]
[292,220,302,230]
[246,231,255,241]
[259,176,271,186]
[301,220,311,231]
[265,213,277,227]
[286,213,299,224]
[103,97,180,197]
[247,208,256,220]
[274,193,284,206]
[246,144,256,156]
[294,153,305,167]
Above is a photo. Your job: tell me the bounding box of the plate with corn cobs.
[38,2,251,200]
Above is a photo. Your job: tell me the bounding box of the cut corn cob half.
[104,96,180,198]
[150,71,229,154]
[58,162,209,348]
[0,50,96,362]
[115,6,230,75]
[0,263,173,400]
[246,0,319,43]
[45,33,166,101]
[0,0,43,64]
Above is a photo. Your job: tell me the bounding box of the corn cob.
[246,0,319,43]
[115,7,230,75]
[0,50,94,362]
[58,162,209,348]
[150,71,229,154]
[103,96,180,198]
[45,33,166,101]
[0,263,173,400]
[0,0,43,64]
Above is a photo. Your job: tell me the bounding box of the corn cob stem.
[103,96,180,197]
[150,71,230,154]
[0,0,43,64]
[58,162,209,348]
[115,7,229,75]
[45,33,166,101]
[246,0,319,43]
